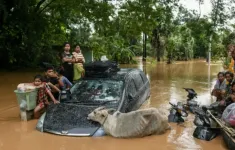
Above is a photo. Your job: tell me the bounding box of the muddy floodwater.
[0,60,228,150]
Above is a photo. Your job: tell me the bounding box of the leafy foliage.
[0,0,235,69]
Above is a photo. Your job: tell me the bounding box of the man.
[211,72,226,101]
[225,71,234,96]
[43,66,62,99]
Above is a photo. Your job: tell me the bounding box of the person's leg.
[52,92,59,100]
[63,64,73,83]
[212,89,221,101]
[73,64,78,81]
[65,65,73,83]
[34,103,45,119]
[217,92,223,101]
[73,64,81,81]
[211,89,217,96]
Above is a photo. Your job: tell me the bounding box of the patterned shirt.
[72,51,85,66]
[37,82,51,105]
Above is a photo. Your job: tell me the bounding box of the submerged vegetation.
[1,0,235,69]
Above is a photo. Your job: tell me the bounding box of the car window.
[126,80,137,96]
[70,80,123,104]
[140,71,149,87]
[133,73,144,90]
[140,71,148,83]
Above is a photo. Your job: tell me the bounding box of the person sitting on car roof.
[33,74,60,119]
[43,66,62,99]
[56,67,73,90]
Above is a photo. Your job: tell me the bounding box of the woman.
[61,42,74,83]
[72,45,85,81]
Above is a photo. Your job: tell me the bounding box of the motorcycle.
[183,88,198,113]
[202,98,233,118]
[203,101,222,118]
[168,102,188,123]
[193,106,220,141]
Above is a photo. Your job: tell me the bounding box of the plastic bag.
[222,103,235,127]
[17,83,36,92]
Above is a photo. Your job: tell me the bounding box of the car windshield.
[69,79,124,105]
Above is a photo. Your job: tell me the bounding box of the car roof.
[82,68,141,81]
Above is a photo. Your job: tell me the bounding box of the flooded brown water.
[0,60,229,150]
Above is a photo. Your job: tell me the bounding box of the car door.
[132,71,148,109]
[123,74,138,112]
[126,78,137,112]
[139,71,150,98]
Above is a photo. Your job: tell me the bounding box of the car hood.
[42,103,102,136]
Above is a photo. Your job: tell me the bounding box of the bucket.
[14,89,38,111]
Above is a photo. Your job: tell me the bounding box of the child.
[33,74,60,119]
[56,68,73,90]
[43,66,62,99]
[72,45,85,81]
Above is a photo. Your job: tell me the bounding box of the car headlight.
[92,127,106,137]
[36,112,46,132]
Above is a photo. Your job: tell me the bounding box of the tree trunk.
[152,28,161,62]
[142,33,147,61]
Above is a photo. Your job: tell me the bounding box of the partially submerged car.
[36,64,150,137]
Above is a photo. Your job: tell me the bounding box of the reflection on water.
[0,60,227,150]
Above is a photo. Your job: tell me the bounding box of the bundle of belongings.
[222,103,235,127]
[17,83,36,92]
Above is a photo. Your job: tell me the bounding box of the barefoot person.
[33,75,59,119]
[43,66,62,100]
[56,68,73,90]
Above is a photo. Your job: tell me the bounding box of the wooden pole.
[207,110,235,137]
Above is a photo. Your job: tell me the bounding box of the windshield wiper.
[99,100,118,105]
[64,100,118,105]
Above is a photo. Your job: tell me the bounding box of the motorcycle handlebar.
[169,102,175,106]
